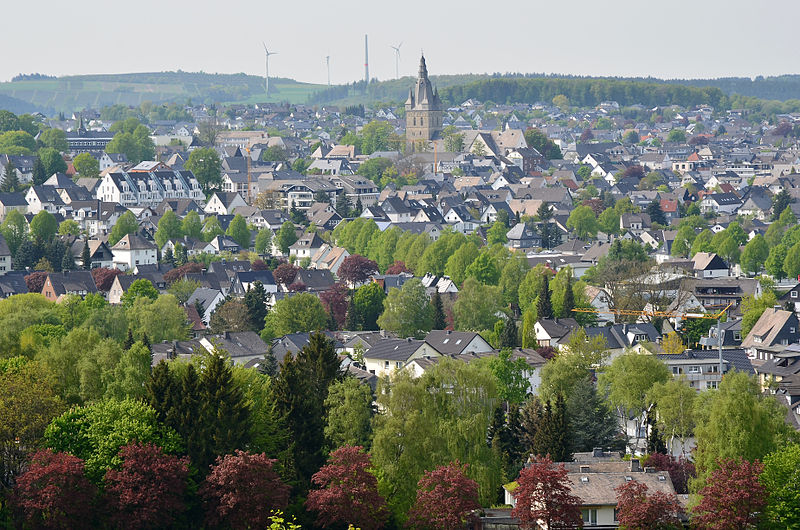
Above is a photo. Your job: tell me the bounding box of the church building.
[405,55,443,146]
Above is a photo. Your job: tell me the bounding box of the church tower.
[405,55,442,146]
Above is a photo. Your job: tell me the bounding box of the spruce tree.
[61,249,75,271]
[565,377,616,453]
[147,361,179,425]
[199,353,251,469]
[1,162,19,192]
[32,157,47,186]
[562,274,574,317]
[243,281,268,331]
[345,303,359,331]
[431,291,446,330]
[81,240,91,270]
[175,363,205,468]
[161,246,174,266]
[520,396,544,458]
[124,328,135,350]
[536,273,553,320]
[500,317,518,348]
[259,345,278,377]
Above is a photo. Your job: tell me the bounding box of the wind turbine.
[262,42,277,95]
[325,55,331,86]
[390,42,403,79]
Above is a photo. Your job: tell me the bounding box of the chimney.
[623,323,629,334]
[446,330,451,335]
[630,459,641,473]
[406,337,412,342]
[579,465,590,473]
[224,331,230,340]
[592,447,603,458]
[774,305,782,312]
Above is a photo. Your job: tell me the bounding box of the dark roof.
[270,331,340,364]
[45,270,98,295]
[423,330,488,355]
[657,349,754,375]
[292,269,335,291]
[364,338,427,361]
[207,331,268,359]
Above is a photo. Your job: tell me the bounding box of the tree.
[377,278,433,338]
[319,282,348,330]
[350,282,386,331]
[490,348,530,406]
[565,376,617,453]
[406,461,480,530]
[661,331,686,355]
[1,209,28,258]
[523,128,562,159]
[766,243,788,280]
[784,240,800,279]
[242,281,269,332]
[338,254,379,286]
[648,378,696,456]
[273,332,342,486]
[72,152,99,178]
[38,147,67,177]
[566,205,598,240]
[263,292,328,338]
[210,299,252,332]
[692,458,767,530]
[692,371,795,488]
[196,119,223,147]
[11,449,96,529]
[741,290,778,337]
[152,209,181,248]
[43,398,182,482]
[464,252,500,285]
[103,442,190,530]
[536,271,553,319]
[444,241,479,285]
[772,189,793,220]
[614,480,683,529]
[254,228,272,255]
[599,352,670,453]
[0,358,64,489]
[38,128,67,152]
[532,395,570,462]
[276,221,298,255]
[0,160,20,192]
[667,129,686,143]
[226,214,250,249]
[431,291,446,330]
[109,211,139,246]
[511,455,582,530]
[185,147,221,192]
[487,221,508,246]
[91,267,123,291]
[272,263,298,287]
[201,450,290,529]
[646,200,667,225]
[538,328,608,401]
[642,453,695,495]
[453,278,504,331]
[324,377,374,450]
[120,278,159,308]
[306,445,388,530]
[29,211,58,242]
[196,351,252,470]
[58,219,81,238]
[761,443,800,527]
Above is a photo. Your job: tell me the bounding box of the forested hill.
[439,78,728,109]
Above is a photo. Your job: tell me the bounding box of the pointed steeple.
[418,54,428,79]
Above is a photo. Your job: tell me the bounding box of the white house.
[111,234,158,271]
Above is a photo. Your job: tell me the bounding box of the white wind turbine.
[262,42,278,95]
[390,42,403,79]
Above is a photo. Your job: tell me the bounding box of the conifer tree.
[243,281,268,332]
[562,274,574,317]
[60,249,75,271]
[81,240,91,270]
[175,363,205,468]
[32,157,47,186]
[500,317,518,348]
[198,352,251,470]
[1,161,19,192]
[537,273,553,320]
[162,246,174,266]
[431,291,446,329]
[147,361,179,425]
[124,328,135,350]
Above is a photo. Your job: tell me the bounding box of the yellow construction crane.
[571,302,734,374]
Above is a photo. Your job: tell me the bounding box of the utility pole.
[364,34,369,86]
[326,56,330,86]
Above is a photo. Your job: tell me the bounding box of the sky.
[2,0,798,85]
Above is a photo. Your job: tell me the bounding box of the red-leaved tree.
[406,461,480,530]
[11,449,97,529]
[614,480,683,529]
[162,262,203,284]
[692,458,767,530]
[288,280,307,292]
[273,263,299,286]
[319,282,349,329]
[251,259,268,270]
[306,445,388,530]
[511,456,582,530]
[200,450,290,529]
[386,260,411,275]
[23,271,49,294]
[642,452,695,494]
[103,443,190,530]
[337,255,378,286]
[91,267,124,291]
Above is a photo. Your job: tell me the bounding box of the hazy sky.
[2,0,798,84]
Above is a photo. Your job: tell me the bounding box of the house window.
[581,509,598,526]
[792,291,798,298]
[688,366,701,374]
[734,332,741,341]
[384,361,389,370]
[791,327,797,334]
[706,381,719,389]
[672,366,682,375]
[614,508,620,522]
[396,362,402,369]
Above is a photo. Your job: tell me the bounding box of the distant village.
[1,56,800,528]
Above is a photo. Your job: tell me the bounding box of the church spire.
[418,54,428,79]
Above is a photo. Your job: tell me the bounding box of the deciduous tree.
[201,450,290,529]
[614,480,683,529]
[761,443,800,527]
[377,278,433,338]
[406,461,480,530]
[306,445,388,530]
[324,377,374,450]
[692,458,766,530]
[103,442,190,530]
[510,455,582,530]
[338,254,378,286]
[453,277,503,331]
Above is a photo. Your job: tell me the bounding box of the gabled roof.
[423,330,490,355]
[364,337,430,361]
[741,308,797,349]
